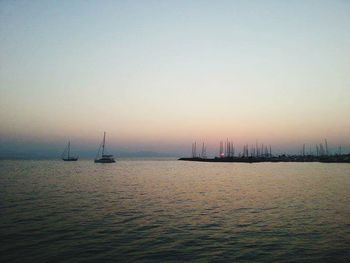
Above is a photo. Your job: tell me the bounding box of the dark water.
[1,160,350,262]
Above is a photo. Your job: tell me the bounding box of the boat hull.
[94,158,116,163]
[62,158,78,161]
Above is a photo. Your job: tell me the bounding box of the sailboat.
[94,132,116,163]
[61,141,78,161]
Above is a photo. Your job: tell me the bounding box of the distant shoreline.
[179,154,350,163]
[0,156,179,161]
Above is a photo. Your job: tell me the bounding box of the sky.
[1,0,350,157]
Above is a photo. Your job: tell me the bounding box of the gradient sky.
[1,0,349,156]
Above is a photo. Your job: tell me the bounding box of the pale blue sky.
[1,0,349,156]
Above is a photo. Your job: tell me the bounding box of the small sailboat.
[61,141,78,161]
[94,132,116,163]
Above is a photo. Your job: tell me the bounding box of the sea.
[1,159,349,262]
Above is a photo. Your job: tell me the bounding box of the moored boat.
[94,132,116,163]
[61,141,78,161]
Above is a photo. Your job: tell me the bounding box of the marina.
[179,154,350,163]
[179,140,350,163]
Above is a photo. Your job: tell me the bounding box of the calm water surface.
[1,160,350,262]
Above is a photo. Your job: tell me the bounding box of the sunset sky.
[1,0,349,157]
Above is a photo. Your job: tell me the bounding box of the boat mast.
[68,141,70,159]
[102,132,106,156]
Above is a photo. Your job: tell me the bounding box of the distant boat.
[94,132,116,163]
[61,141,78,161]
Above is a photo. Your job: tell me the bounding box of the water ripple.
[1,160,350,262]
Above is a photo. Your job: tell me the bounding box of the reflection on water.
[1,160,350,261]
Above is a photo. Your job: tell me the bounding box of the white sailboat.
[94,132,116,163]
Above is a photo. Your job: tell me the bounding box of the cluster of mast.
[191,138,343,158]
[301,139,342,156]
[192,142,207,159]
[219,140,272,158]
[191,140,273,158]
